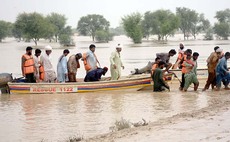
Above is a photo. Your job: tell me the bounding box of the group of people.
[21,43,230,92]
[150,43,230,92]
[21,43,124,83]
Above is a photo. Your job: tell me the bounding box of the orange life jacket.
[178,52,184,60]
[39,65,44,80]
[181,54,187,73]
[23,54,35,74]
[82,53,91,71]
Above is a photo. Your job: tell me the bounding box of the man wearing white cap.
[110,44,124,80]
[40,45,57,83]
[203,47,223,91]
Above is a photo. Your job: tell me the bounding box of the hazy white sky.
[0,0,229,28]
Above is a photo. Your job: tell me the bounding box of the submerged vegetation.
[110,118,149,132]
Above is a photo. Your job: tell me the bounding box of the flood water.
[0,35,230,141]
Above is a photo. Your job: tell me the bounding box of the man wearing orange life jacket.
[82,44,100,73]
[21,46,36,83]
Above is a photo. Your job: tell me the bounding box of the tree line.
[0,7,230,45]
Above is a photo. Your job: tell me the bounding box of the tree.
[59,26,74,46]
[215,8,230,23]
[12,23,23,41]
[13,13,28,41]
[176,7,199,40]
[214,9,230,40]
[0,20,10,42]
[46,13,66,42]
[95,30,113,42]
[142,11,153,40]
[122,12,143,43]
[151,10,179,41]
[214,22,230,40]
[15,12,49,45]
[77,14,110,41]
[43,22,55,42]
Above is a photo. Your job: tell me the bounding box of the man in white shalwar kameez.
[57,49,70,83]
[40,45,56,83]
[110,44,124,80]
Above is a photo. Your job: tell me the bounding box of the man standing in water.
[215,52,230,91]
[179,49,192,90]
[182,53,199,92]
[152,61,170,92]
[82,44,100,73]
[110,44,124,80]
[21,46,36,83]
[57,49,70,83]
[203,47,223,91]
[40,45,56,83]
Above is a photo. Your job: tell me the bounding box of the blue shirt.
[84,68,104,82]
[216,57,228,76]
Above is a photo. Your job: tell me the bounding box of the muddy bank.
[84,92,230,142]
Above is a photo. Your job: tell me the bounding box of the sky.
[0,0,229,28]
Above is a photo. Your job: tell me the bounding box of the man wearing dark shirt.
[84,67,108,82]
[152,61,170,92]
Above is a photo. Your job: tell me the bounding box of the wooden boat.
[7,74,152,94]
[6,67,217,94]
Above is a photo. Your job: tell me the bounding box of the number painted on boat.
[30,86,78,93]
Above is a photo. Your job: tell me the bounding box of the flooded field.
[0,35,230,141]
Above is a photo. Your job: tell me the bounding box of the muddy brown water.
[0,35,230,141]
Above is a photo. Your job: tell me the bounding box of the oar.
[172,72,182,83]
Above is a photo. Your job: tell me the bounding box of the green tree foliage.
[59,26,75,46]
[13,13,28,41]
[141,11,153,40]
[190,13,211,40]
[151,10,179,41]
[14,12,50,45]
[0,20,10,42]
[199,14,211,31]
[42,22,55,42]
[95,30,113,43]
[214,9,230,40]
[214,22,229,40]
[46,13,66,42]
[215,8,230,23]
[122,12,143,43]
[142,10,179,41]
[12,23,23,41]
[176,7,199,40]
[77,14,110,41]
